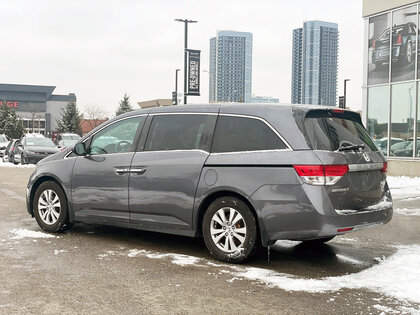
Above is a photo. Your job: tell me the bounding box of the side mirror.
[74,142,87,156]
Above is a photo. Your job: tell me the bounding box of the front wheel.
[33,181,71,233]
[202,197,258,263]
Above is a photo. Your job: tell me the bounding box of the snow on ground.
[0,159,35,168]
[9,228,57,239]
[394,208,420,216]
[128,249,201,266]
[388,176,420,200]
[231,245,420,304]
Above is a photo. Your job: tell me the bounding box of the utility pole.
[344,79,350,109]
[175,69,180,105]
[175,18,197,105]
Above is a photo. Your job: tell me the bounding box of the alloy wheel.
[38,189,61,225]
[210,207,247,253]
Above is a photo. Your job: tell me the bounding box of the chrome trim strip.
[136,149,209,154]
[150,112,218,116]
[348,162,384,172]
[210,148,293,156]
[219,113,293,150]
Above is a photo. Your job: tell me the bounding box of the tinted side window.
[211,116,287,153]
[145,114,216,151]
[89,116,145,155]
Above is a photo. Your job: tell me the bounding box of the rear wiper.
[337,144,365,152]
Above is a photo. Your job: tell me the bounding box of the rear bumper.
[251,183,393,246]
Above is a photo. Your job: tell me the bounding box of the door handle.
[114,168,130,175]
[130,168,147,175]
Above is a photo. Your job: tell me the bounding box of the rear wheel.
[202,197,258,263]
[33,181,71,233]
[302,236,335,245]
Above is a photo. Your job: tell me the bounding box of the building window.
[390,82,415,157]
[367,86,390,156]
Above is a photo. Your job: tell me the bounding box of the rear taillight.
[397,34,402,45]
[381,162,387,173]
[293,164,349,186]
[372,40,376,49]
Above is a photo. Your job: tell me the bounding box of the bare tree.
[82,104,108,130]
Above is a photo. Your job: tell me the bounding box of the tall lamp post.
[344,79,350,109]
[175,69,180,105]
[175,18,197,105]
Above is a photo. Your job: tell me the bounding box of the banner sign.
[186,49,200,96]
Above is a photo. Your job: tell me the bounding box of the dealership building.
[363,0,420,175]
[0,83,76,136]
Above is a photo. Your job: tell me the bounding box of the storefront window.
[391,5,417,82]
[368,86,390,155]
[416,82,420,157]
[390,82,415,157]
[368,13,391,85]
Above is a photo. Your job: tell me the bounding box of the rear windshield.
[24,138,55,147]
[303,110,377,152]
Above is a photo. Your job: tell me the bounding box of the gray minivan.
[26,104,393,262]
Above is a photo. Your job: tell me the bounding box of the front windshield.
[24,138,55,147]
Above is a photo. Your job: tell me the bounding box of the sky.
[0,0,364,116]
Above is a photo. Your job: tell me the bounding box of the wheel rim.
[38,189,61,225]
[210,207,247,253]
[407,42,412,63]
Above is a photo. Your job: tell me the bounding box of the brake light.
[337,227,353,233]
[332,109,345,113]
[372,40,376,49]
[381,162,387,173]
[293,165,349,186]
[397,34,402,45]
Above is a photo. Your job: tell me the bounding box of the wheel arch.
[195,189,260,239]
[29,175,70,220]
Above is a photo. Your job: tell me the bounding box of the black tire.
[302,236,335,245]
[202,197,258,263]
[33,181,71,233]
[405,40,413,64]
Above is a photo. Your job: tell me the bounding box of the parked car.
[372,22,417,69]
[26,104,393,263]
[0,134,9,158]
[54,133,81,145]
[16,136,59,164]
[3,139,15,162]
[393,140,420,157]
[373,137,403,155]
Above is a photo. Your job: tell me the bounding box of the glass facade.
[365,3,420,159]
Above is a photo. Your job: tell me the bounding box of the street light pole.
[175,18,197,105]
[344,79,350,109]
[175,69,180,105]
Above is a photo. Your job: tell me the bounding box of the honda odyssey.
[26,104,393,262]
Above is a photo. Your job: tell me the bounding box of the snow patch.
[9,228,57,239]
[54,249,67,255]
[388,176,420,200]
[0,160,35,168]
[127,248,201,266]
[394,208,420,216]
[231,245,420,304]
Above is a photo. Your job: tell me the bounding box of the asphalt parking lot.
[0,165,419,314]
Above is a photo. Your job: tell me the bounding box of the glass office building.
[291,21,338,106]
[209,30,252,103]
[363,1,420,160]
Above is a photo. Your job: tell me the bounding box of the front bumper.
[23,153,52,164]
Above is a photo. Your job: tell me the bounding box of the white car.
[0,134,9,158]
